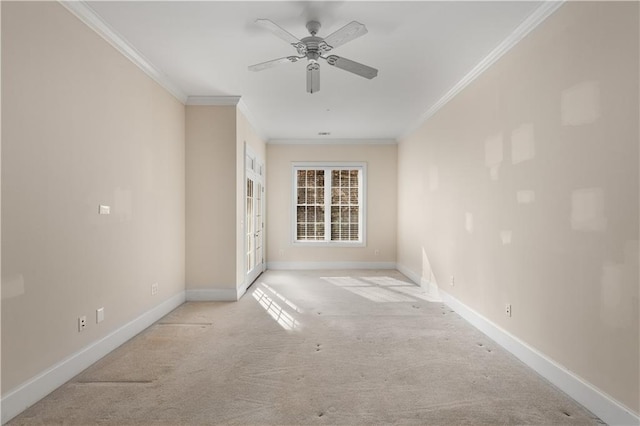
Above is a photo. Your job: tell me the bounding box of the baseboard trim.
[237,282,250,300]
[439,288,640,426]
[396,263,442,301]
[1,291,186,424]
[185,288,237,302]
[266,261,396,270]
[395,263,421,285]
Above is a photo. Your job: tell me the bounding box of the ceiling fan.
[248,19,378,94]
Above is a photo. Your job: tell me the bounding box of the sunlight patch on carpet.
[320,276,433,303]
[252,285,301,331]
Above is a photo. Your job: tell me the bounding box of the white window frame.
[291,161,367,247]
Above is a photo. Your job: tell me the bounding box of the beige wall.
[186,106,237,290]
[237,109,266,168]
[267,143,397,265]
[1,1,185,394]
[398,2,639,413]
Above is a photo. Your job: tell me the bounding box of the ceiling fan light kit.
[249,18,378,94]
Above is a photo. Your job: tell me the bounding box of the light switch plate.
[96,307,105,323]
[99,205,110,215]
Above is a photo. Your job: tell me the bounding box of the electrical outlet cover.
[78,316,87,332]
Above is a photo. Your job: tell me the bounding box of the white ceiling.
[82,1,546,141]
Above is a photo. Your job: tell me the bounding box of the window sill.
[292,241,366,248]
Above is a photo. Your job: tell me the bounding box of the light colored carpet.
[9,270,603,425]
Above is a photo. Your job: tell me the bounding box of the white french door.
[246,147,265,286]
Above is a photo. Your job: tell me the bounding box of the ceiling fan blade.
[325,55,378,79]
[248,56,301,72]
[256,19,301,46]
[323,21,368,50]
[307,62,320,94]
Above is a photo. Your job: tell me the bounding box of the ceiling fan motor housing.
[300,37,323,61]
[297,21,333,61]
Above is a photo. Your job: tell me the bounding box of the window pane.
[350,170,358,186]
[306,224,314,238]
[341,207,350,222]
[331,188,339,205]
[342,188,350,205]
[316,170,324,187]
[297,206,306,223]
[331,225,340,240]
[340,170,349,187]
[350,206,359,222]
[349,224,359,240]
[297,188,305,205]
[350,188,358,205]
[331,206,339,222]
[297,170,306,187]
[306,188,316,204]
[331,170,339,184]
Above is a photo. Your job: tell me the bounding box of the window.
[293,162,366,246]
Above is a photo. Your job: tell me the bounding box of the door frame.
[245,144,265,287]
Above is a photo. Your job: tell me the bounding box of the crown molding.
[59,1,187,104]
[399,0,565,141]
[186,96,241,106]
[268,138,397,145]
